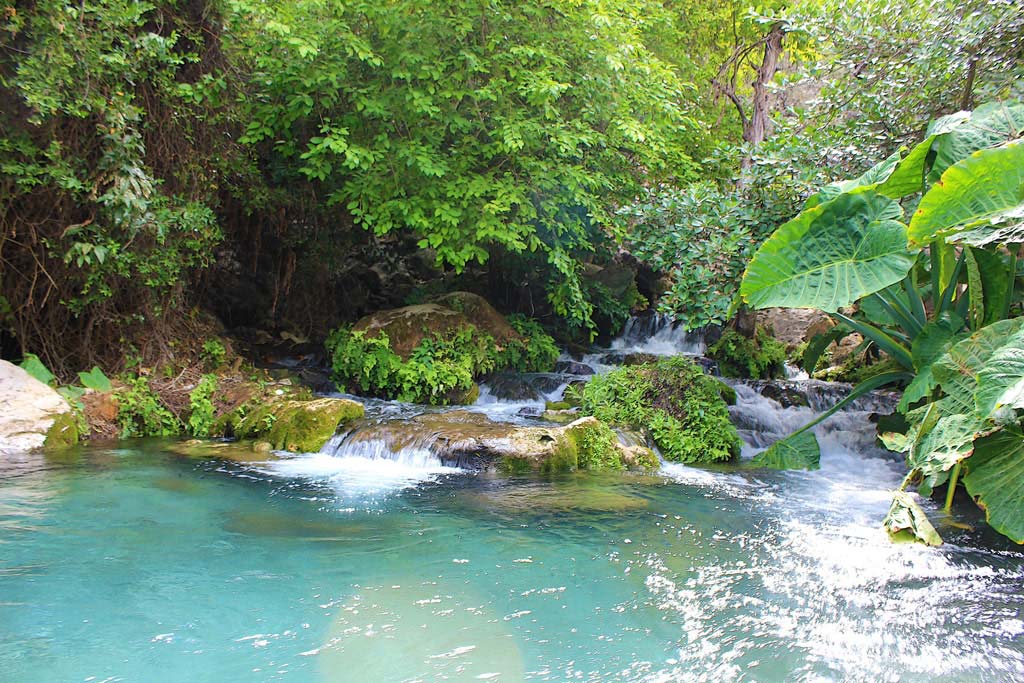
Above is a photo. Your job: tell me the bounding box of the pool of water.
[2,435,1023,682]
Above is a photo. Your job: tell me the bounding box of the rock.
[541,408,579,424]
[553,360,595,375]
[756,308,832,347]
[0,360,79,453]
[344,411,656,472]
[82,390,119,440]
[227,397,364,453]
[352,303,474,359]
[759,382,811,409]
[599,352,660,367]
[432,291,520,344]
[484,373,541,402]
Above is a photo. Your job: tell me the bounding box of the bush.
[187,374,218,437]
[116,376,180,438]
[326,317,557,405]
[571,356,740,464]
[708,327,786,380]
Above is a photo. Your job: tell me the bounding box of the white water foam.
[262,439,460,498]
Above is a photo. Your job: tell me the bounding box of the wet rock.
[352,303,473,359]
[344,411,655,472]
[0,360,79,453]
[432,291,520,344]
[759,382,811,409]
[599,352,660,367]
[486,373,541,402]
[554,360,595,375]
[541,408,579,424]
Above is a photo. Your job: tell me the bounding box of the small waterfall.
[610,313,705,356]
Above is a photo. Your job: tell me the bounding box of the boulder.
[553,360,595,375]
[343,411,656,472]
[227,397,364,453]
[351,292,521,360]
[756,308,832,347]
[0,360,79,453]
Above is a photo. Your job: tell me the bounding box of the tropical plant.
[737,101,1024,543]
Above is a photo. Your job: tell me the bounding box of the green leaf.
[909,141,1024,247]
[975,321,1024,416]
[876,137,935,198]
[740,191,917,312]
[78,367,113,393]
[19,353,55,386]
[805,149,902,208]
[962,427,1024,543]
[928,101,1024,184]
[898,313,966,411]
[750,429,820,471]
[883,491,943,546]
[802,322,850,374]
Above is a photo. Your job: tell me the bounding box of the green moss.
[575,356,740,464]
[542,436,579,473]
[566,418,625,471]
[708,326,786,379]
[541,409,578,424]
[715,380,737,406]
[43,411,79,449]
[545,400,572,411]
[233,397,364,453]
[498,455,534,475]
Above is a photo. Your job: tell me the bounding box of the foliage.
[19,353,55,386]
[708,327,786,380]
[200,339,228,371]
[499,316,560,374]
[187,374,219,437]
[572,356,740,464]
[226,0,701,333]
[1,0,235,372]
[621,152,819,329]
[116,376,181,438]
[327,316,553,405]
[77,367,113,393]
[738,101,1024,543]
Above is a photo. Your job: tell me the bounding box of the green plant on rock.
[572,356,740,464]
[327,316,556,405]
[187,374,218,437]
[737,100,1024,544]
[708,326,786,379]
[116,376,181,438]
[570,419,624,471]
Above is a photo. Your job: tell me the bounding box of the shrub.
[708,327,786,379]
[571,356,740,464]
[187,374,218,437]
[116,376,180,437]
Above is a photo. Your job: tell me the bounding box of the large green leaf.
[750,429,820,471]
[740,191,917,312]
[933,319,1024,414]
[909,141,1024,247]
[19,353,55,386]
[928,101,1024,184]
[876,136,936,198]
[78,367,113,393]
[805,150,903,208]
[898,313,966,411]
[962,427,1024,543]
[975,320,1024,416]
[883,491,943,546]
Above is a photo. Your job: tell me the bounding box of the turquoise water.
[2,436,1023,682]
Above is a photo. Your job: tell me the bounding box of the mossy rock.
[574,356,740,465]
[43,411,80,449]
[432,292,521,345]
[541,408,579,424]
[231,397,364,453]
[708,326,786,379]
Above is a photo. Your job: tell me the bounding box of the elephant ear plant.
[737,101,1024,545]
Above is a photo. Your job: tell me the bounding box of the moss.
[821,354,903,384]
[708,326,786,379]
[541,409,578,424]
[566,418,625,471]
[498,455,534,475]
[233,397,364,453]
[541,436,579,473]
[715,380,737,406]
[43,411,79,449]
[575,356,740,465]
[545,400,572,411]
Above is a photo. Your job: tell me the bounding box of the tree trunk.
[741,22,786,172]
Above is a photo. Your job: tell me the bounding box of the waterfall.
[610,313,705,355]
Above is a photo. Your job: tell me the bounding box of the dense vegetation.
[2,0,1024,545]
